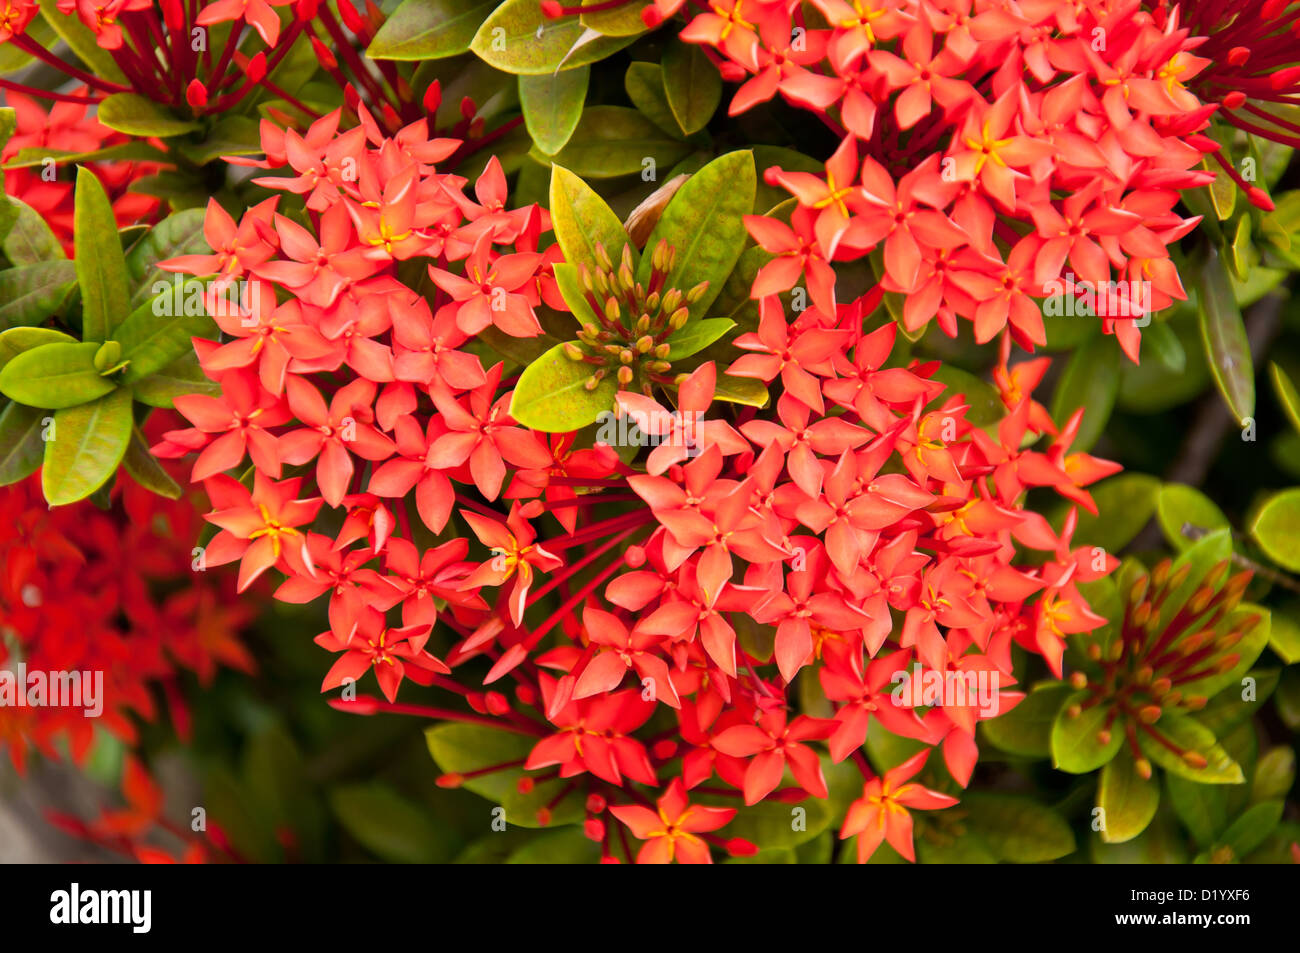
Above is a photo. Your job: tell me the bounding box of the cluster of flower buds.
[564,239,708,396]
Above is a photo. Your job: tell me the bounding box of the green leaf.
[175,116,263,165]
[1178,609,1270,703]
[505,827,601,864]
[74,167,131,342]
[122,426,181,499]
[2,197,66,265]
[0,326,77,371]
[97,93,201,138]
[1167,772,1228,847]
[635,150,755,318]
[580,0,648,36]
[962,793,1076,862]
[1098,749,1160,843]
[426,722,582,827]
[713,373,768,407]
[1197,246,1254,426]
[1252,747,1295,804]
[544,106,691,179]
[548,165,636,272]
[661,39,721,135]
[510,343,617,431]
[132,351,220,408]
[927,364,1004,427]
[1269,362,1300,435]
[4,141,168,171]
[1269,607,1300,664]
[0,261,78,330]
[1049,331,1119,453]
[328,784,447,863]
[124,209,208,310]
[1056,473,1160,555]
[470,0,635,74]
[1144,319,1186,373]
[1139,711,1243,784]
[0,107,13,155]
[1156,482,1230,552]
[112,279,216,384]
[981,682,1071,758]
[368,0,496,59]
[42,387,133,506]
[1250,487,1300,572]
[1216,800,1284,859]
[38,0,128,85]
[624,62,685,140]
[0,342,117,409]
[519,65,589,156]
[665,318,735,360]
[0,402,46,486]
[1051,691,1122,773]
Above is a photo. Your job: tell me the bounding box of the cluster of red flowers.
[667,0,1230,362]
[149,92,1127,861]
[0,446,255,777]
[0,92,159,252]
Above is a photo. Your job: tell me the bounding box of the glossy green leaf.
[1217,800,1284,859]
[470,0,634,74]
[426,722,582,827]
[1252,747,1295,804]
[42,387,133,506]
[175,116,262,165]
[0,402,46,486]
[1049,331,1119,452]
[113,279,216,384]
[551,263,602,328]
[1270,362,1300,435]
[74,167,130,342]
[712,373,768,407]
[519,65,589,156]
[927,364,1003,427]
[0,327,77,371]
[1166,772,1228,847]
[1051,690,1123,773]
[4,141,167,171]
[510,343,618,432]
[580,0,648,36]
[132,351,221,408]
[329,784,446,863]
[624,62,684,140]
[635,150,754,318]
[122,426,181,499]
[124,209,208,310]
[981,682,1071,758]
[548,165,636,272]
[2,197,65,265]
[38,0,128,85]
[505,827,601,864]
[1197,247,1254,426]
[662,39,721,135]
[1143,319,1186,373]
[665,318,735,360]
[1098,749,1160,844]
[1138,711,1243,784]
[544,106,691,179]
[0,342,117,409]
[1250,487,1300,572]
[97,93,200,138]
[1156,482,1230,551]
[1269,607,1300,665]
[0,261,78,329]
[1058,473,1160,555]
[368,0,496,59]
[961,793,1076,862]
